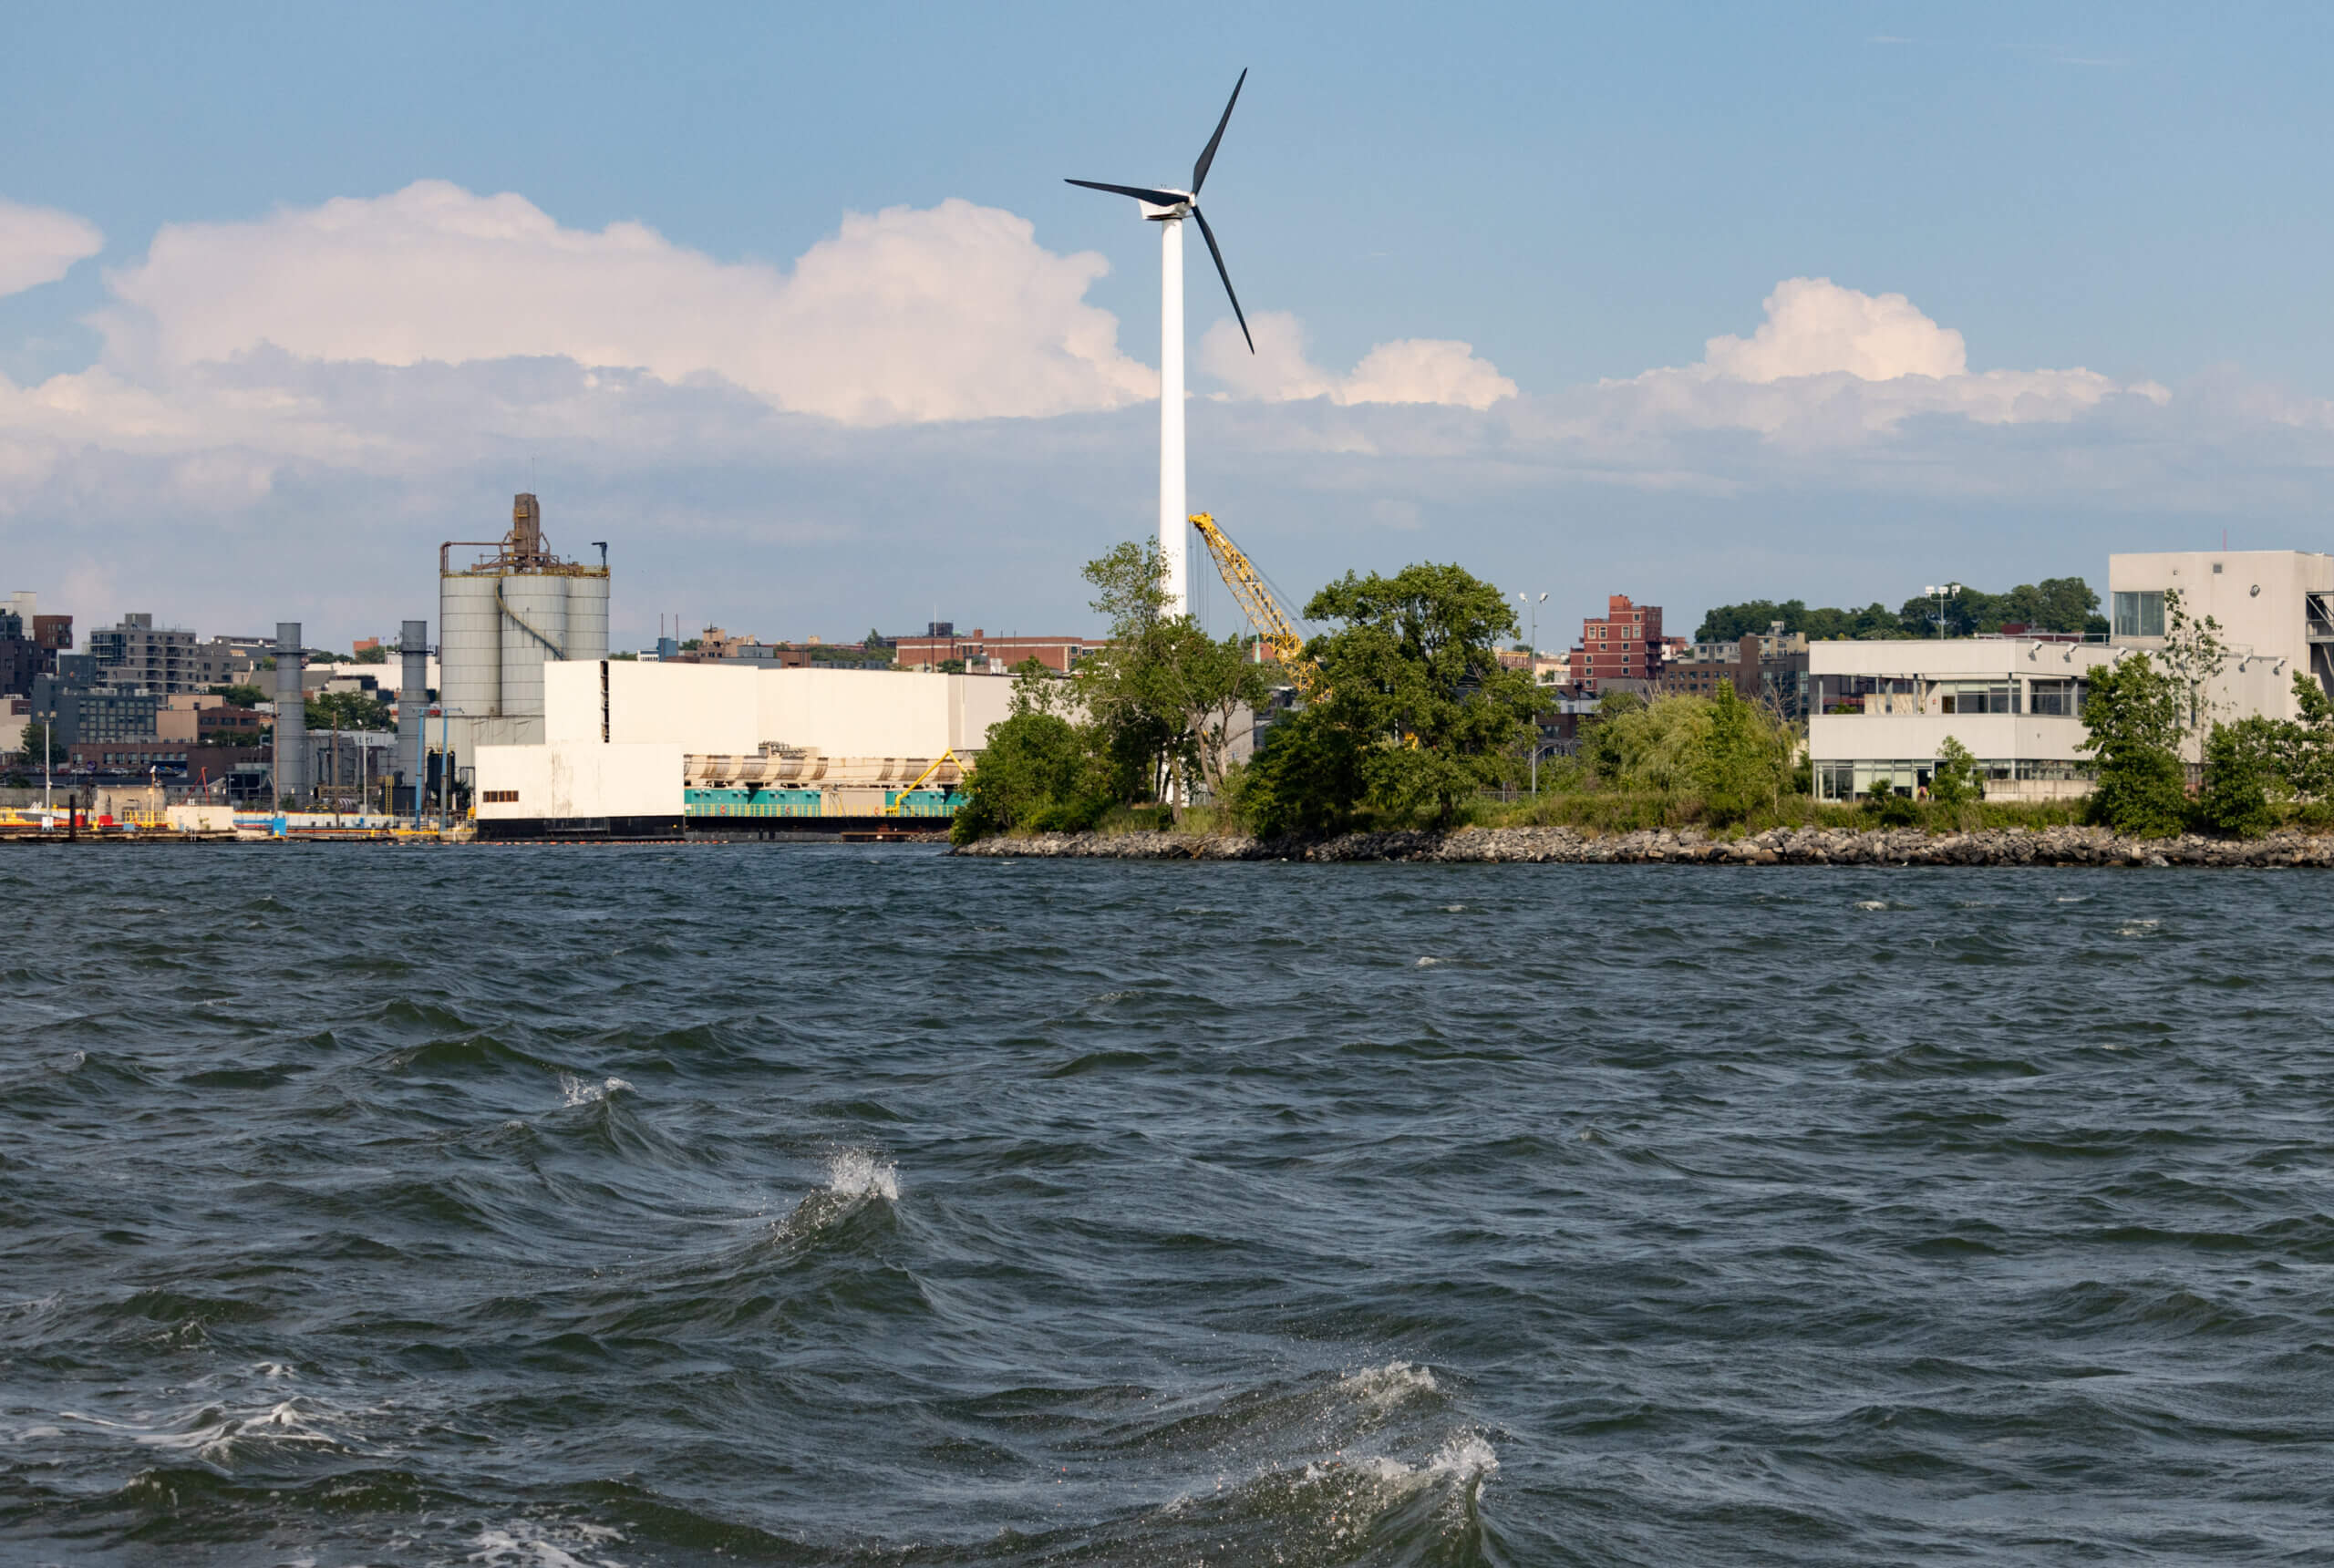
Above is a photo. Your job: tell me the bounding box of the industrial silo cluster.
[438,494,610,767]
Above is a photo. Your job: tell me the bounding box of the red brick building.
[890,626,1102,673]
[1564,594,1666,693]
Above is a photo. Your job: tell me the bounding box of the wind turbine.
[1068,69,1255,617]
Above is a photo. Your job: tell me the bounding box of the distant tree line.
[1696,578,2105,643]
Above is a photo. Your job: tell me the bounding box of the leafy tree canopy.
[1697,578,2104,643]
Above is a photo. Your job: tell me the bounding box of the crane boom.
[1189,511,1317,696]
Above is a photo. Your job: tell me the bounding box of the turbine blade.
[1191,68,1247,194]
[1065,178,1189,206]
[1191,205,1253,354]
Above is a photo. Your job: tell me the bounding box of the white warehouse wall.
[545,661,1020,758]
[474,741,683,820]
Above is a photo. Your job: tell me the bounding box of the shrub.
[2198,716,2279,838]
[1928,735,1982,810]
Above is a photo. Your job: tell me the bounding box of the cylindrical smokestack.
[274,621,306,804]
[398,619,428,809]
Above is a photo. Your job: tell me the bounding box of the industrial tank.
[438,494,613,747]
[496,575,569,725]
[566,573,610,664]
[439,573,502,720]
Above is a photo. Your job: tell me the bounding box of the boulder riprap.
[950,824,2334,867]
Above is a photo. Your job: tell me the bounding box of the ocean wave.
[558,1073,633,1107]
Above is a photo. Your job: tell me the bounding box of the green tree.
[949,710,1100,844]
[2197,716,2280,838]
[1581,689,1647,783]
[1236,705,1368,837]
[1927,735,1982,810]
[15,718,54,767]
[209,683,266,707]
[2155,588,2229,740]
[1695,683,1792,824]
[2080,653,2187,837]
[1589,694,1713,792]
[1072,539,1271,813]
[1303,562,1536,825]
[1007,656,1072,717]
[2276,671,2334,801]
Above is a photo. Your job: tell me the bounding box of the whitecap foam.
[2118,919,2160,937]
[1415,956,1443,968]
[1854,900,1887,911]
[824,1150,899,1202]
[468,1523,626,1568]
[1338,1360,1441,1408]
[558,1074,632,1107]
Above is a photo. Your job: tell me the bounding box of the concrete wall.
[473,740,683,820]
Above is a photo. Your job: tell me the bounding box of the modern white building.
[1808,636,2120,801]
[2106,549,2334,748]
[1808,549,2334,799]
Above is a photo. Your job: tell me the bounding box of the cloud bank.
[97,181,1156,425]
[0,196,104,298]
[1201,310,1517,410]
[5,187,2334,645]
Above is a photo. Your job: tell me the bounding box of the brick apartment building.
[1563,594,1670,694]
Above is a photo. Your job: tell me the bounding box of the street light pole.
[1924,582,1962,639]
[1518,590,1547,793]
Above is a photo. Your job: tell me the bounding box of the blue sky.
[5,3,2334,649]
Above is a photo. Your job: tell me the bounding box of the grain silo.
[438,495,611,776]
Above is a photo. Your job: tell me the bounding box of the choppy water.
[5,846,2333,1565]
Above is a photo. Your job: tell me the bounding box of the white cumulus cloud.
[95,181,1156,425]
[1606,275,2165,438]
[0,196,104,297]
[1200,309,1515,410]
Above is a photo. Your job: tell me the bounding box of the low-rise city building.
[1808,637,2120,800]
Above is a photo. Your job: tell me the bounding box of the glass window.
[2029,679,2081,717]
[2113,590,2165,638]
[1935,682,2021,715]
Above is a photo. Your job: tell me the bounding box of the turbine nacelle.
[1064,68,1253,354]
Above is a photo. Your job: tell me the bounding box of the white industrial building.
[472,661,1017,834]
[1810,548,2334,799]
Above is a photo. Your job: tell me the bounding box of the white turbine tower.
[1068,69,1255,616]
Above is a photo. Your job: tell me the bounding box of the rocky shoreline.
[952,823,2334,867]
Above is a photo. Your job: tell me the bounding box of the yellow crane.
[1189,511,1317,696]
